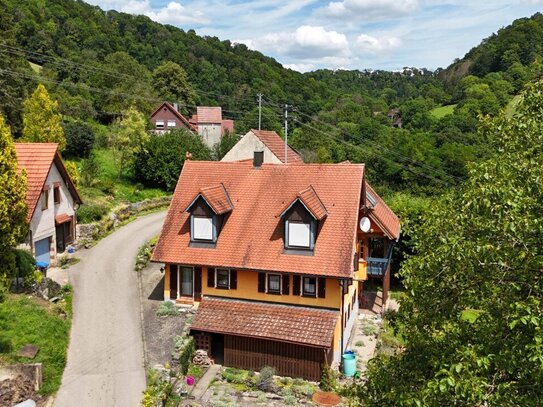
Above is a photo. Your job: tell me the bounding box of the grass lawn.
[71,149,170,222]
[0,293,72,395]
[430,104,457,119]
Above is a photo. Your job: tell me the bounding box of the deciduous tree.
[152,61,196,113]
[0,115,28,300]
[22,84,66,151]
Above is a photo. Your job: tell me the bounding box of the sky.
[86,1,543,72]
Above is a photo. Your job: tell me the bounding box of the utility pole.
[284,104,288,164]
[257,93,263,131]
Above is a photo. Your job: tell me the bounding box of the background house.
[190,106,234,148]
[15,143,82,266]
[150,102,196,134]
[221,129,303,164]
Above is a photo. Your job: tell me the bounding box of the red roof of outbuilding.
[365,182,401,240]
[190,297,338,348]
[152,161,364,278]
[196,106,222,123]
[15,143,82,221]
[251,129,303,164]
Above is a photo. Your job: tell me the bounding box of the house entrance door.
[180,267,193,297]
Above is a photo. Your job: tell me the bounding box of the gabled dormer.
[185,183,233,245]
[278,186,328,251]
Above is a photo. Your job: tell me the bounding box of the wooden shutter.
[230,270,237,289]
[258,272,266,293]
[318,278,326,298]
[282,274,290,295]
[293,275,301,296]
[207,268,215,287]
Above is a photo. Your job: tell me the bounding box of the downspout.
[340,279,345,363]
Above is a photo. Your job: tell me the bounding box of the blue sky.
[87,1,543,72]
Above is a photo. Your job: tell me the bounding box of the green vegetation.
[135,235,158,272]
[0,293,72,394]
[429,104,456,119]
[351,81,543,406]
[156,301,180,317]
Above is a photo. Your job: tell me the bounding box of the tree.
[212,131,239,160]
[134,129,211,191]
[63,120,96,158]
[0,115,28,300]
[22,84,66,151]
[110,107,149,178]
[353,81,543,406]
[152,61,196,113]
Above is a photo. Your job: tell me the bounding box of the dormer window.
[278,186,327,252]
[185,183,233,246]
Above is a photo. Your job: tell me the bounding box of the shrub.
[64,161,80,186]
[319,364,338,391]
[133,130,211,191]
[14,249,35,278]
[179,337,195,375]
[156,301,180,317]
[79,152,101,187]
[77,203,108,223]
[187,364,204,379]
[256,366,276,392]
[63,121,96,158]
[222,367,248,384]
[98,179,116,195]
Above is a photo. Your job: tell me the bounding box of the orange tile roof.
[190,297,338,348]
[196,106,222,123]
[279,185,328,221]
[251,129,303,164]
[365,182,401,240]
[153,161,364,278]
[187,184,233,215]
[15,143,82,221]
[55,213,72,224]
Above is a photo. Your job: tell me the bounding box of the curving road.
[55,211,166,407]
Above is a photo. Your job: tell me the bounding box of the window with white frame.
[156,120,165,129]
[192,216,214,241]
[216,269,230,289]
[167,120,176,128]
[286,221,312,248]
[267,274,281,294]
[302,277,317,297]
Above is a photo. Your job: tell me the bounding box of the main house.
[152,156,399,381]
[15,143,82,266]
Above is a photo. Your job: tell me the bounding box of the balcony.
[366,257,389,277]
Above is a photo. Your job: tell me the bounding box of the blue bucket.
[342,353,357,377]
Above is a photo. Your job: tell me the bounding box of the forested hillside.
[0,0,541,197]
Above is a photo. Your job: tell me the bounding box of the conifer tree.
[0,115,28,300]
[22,84,66,151]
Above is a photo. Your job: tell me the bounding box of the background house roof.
[196,106,222,123]
[153,160,365,278]
[251,129,303,164]
[365,182,401,240]
[190,297,338,348]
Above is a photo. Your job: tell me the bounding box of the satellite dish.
[359,217,371,233]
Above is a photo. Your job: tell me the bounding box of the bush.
[222,367,248,384]
[156,301,179,317]
[77,203,108,223]
[133,130,211,191]
[79,152,101,187]
[319,364,338,391]
[256,366,276,392]
[98,179,115,195]
[14,249,35,278]
[179,337,195,375]
[63,121,96,158]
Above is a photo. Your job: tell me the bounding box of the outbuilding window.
[53,185,61,204]
[41,188,49,211]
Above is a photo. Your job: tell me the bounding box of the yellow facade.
[202,267,342,309]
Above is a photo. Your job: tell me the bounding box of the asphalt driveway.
[55,211,166,407]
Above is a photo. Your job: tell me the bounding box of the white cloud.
[283,63,316,73]
[325,0,419,19]
[240,25,351,60]
[355,34,402,53]
[86,0,208,25]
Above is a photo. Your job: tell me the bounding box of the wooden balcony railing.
[366,257,389,277]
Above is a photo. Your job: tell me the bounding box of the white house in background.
[190,107,235,148]
[15,143,82,266]
[221,129,304,164]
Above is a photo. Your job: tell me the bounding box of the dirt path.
[54,211,166,407]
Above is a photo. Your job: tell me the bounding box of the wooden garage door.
[224,335,326,381]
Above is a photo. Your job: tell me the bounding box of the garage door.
[35,238,51,266]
